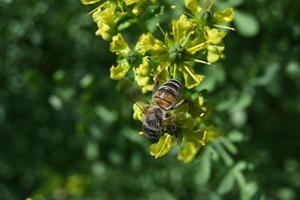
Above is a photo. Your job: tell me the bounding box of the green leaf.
[228,130,245,142]
[213,140,234,166]
[218,170,235,194]
[231,92,253,111]
[149,135,175,158]
[219,137,238,154]
[234,10,259,37]
[194,151,211,185]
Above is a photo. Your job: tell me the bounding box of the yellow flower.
[204,26,226,45]
[207,44,225,63]
[177,141,199,163]
[132,103,143,121]
[181,65,205,89]
[123,0,139,6]
[172,15,193,44]
[110,61,130,80]
[135,33,155,55]
[110,33,130,57]
[149,135,175,158]
[184,0,202,14]
[214,8,235,23]
[81,0,101,5]
[92,1,117,41]
[134,57,154,93]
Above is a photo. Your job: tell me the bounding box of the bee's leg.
[152,75,160,92]
[166,125,180,144]
[173,99,185,110]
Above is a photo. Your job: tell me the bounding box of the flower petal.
[123,0,139,6]
[204,26,226,45]
[149,135,175,158]
[133,57,154,93]
[214,8,235,23]
[207,45,224,63]
[92,2,117,40]
[110,61,130,80]
[177,141,199,163]
[95,23,115,41]
[81,0,101,5]
[110,33,130,56]
[181,65,204,89]
[132,103,143,121]
[172,15,193,43]
[135,33,155,55]
[184,0,202,14]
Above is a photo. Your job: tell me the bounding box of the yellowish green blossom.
[184,0,202,14]
[214,8,235,23]
[92,1,117,41]
[141,15,210,89]
[149,135,175,158]
[82,0,156,41]
[81,0,100,5]
[181,65,205,89]
[204,26,226,63]
[110,33,130,56]
[110,61,130,80]
[172,15,193,44]
[204,26,226,45]
[123,0,139,6]
[134,33,155,55]
[132,103,143,121]
[207,44,225,63]
[133,57,154,93]
[177,141,200,163]
[109,33,156,89]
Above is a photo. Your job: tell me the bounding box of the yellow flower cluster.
[108,8,234,91]
[82,0,235,162]
[82,0,156,41]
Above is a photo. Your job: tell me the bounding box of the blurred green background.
[0,0,300,199]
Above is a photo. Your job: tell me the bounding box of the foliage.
[0,0,299,200]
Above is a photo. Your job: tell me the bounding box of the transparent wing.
[118,78,148,113]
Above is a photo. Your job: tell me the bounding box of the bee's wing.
[118,78,148,113]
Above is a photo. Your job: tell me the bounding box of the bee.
[152,79,183,111]
[129,79,184,140]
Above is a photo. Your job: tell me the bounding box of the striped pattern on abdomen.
[153,79,182,110]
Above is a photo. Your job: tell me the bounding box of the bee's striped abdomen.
[142,124,162,139]
[153,79,182,110]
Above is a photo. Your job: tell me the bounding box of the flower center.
[168,44,185,63]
